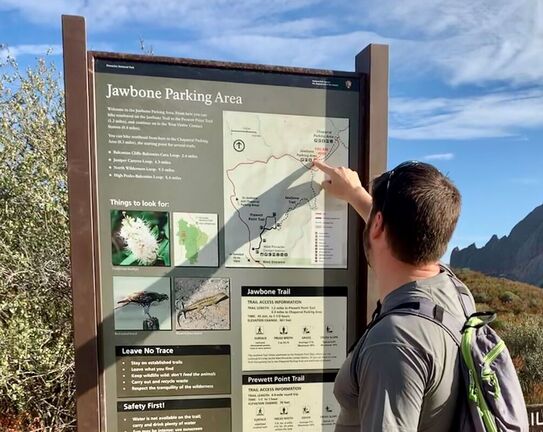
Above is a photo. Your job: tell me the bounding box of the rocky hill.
[451,204,543,287]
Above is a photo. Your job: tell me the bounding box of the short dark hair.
[370,162,461,265]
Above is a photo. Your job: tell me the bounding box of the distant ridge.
[451,204,543,287]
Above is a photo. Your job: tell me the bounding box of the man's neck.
[377,260,441,301]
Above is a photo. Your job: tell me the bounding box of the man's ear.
[371,211,385,239]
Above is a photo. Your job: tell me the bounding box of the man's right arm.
[312,159,373,222]
[356,342,430,431]
[349,188,373,224]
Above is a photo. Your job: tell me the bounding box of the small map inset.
[223,111,349,268]
[173,212,218,267]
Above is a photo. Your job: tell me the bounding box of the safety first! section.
[117,398,231,432]
[242,373,338,431]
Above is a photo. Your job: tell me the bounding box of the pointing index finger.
[312,158,335,175]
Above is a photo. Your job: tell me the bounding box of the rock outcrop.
[451,204,543,287]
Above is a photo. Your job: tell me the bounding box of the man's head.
[363,161,461,271]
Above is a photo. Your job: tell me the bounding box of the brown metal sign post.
[62,14,101,430]
[62,14,388,432]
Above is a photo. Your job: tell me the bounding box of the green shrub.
[490,319,506,331]
[0,55,75,429]
[499,290,519,304]
[473,291,491,304]
[500,315,543,404]
[528,297,542,309]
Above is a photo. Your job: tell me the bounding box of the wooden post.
[61,14,101,431]
[356,44,389,325]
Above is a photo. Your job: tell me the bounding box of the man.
[313,159,473,432]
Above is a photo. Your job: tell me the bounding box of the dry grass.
[454,267,543,315]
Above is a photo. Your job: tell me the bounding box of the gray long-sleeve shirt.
[333,268,475,431]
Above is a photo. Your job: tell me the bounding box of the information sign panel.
[93,55,360,432]
[62,14,389,432]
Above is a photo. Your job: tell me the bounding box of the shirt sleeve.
[356,342,431,432]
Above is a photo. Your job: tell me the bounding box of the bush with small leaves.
[473,291,491,304]
[490,319,506,331]
[0,55,75,430]
[500,315,543,404]
[499,290,519,304]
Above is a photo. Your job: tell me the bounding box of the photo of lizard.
[174,278,230,331]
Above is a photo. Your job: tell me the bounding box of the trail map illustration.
[223,111,349,268]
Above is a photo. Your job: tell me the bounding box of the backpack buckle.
[461,311,496,332]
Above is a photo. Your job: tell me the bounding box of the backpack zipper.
[461,322,498,432]
[481,340,505,400]
[483,340,505,365]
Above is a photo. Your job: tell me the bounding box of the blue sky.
[1,0,542,262]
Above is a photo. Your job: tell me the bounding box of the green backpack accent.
[457,308,528,432]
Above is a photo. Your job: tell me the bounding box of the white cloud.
[390,89,543,140]
[360,0,543,86]
[2,0,542,87]
[422,153,455,161]
[243,18,334,38]
[0,44,62,60]
[0,0,323,33]
[148,31,389,70]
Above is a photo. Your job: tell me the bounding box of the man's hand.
[312,159,363,202]
[312,159,373,222]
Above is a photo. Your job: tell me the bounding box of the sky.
[1,0,542,262]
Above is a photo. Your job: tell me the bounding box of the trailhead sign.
[62,15,389,432]
[98,56,355,432]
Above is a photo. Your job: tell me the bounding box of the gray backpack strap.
[350,267,473,388]
[439,263,476,318]
[349,297,464,388]
[389,298,464,346]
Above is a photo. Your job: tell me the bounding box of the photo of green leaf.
[111,210,170,266]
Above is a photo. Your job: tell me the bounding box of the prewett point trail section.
[223,111,349,268]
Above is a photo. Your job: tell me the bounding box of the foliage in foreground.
[0,56,75,430]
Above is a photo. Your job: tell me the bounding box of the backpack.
[349,264,529,432]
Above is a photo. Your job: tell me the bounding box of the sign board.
[529,405,543,432]
[62,15,388,432]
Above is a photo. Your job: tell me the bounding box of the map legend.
[311,211,347,267]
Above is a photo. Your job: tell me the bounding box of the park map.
[223,111,349,268]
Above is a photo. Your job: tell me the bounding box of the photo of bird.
[113,277,172,331]
[115,290,169,319]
